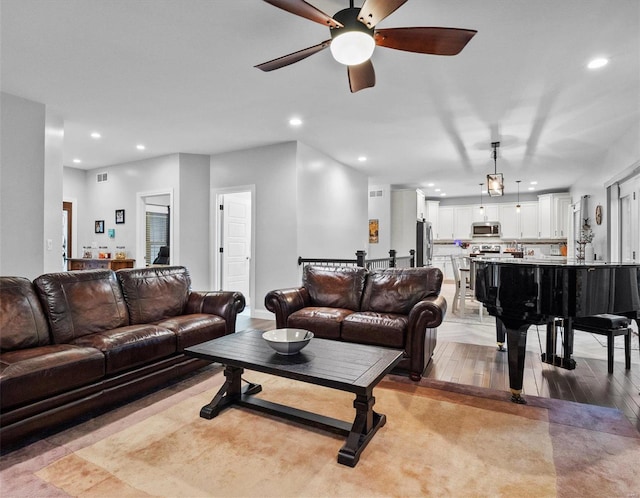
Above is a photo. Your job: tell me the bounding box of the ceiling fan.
[255,0,477,93]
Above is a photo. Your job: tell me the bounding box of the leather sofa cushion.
[287,307,354,340]
[117,266,190,324]
[0,344,105,410]
[34,270,129,343]
[303,266,366,311]
[71,324,176,375]
[342,312,407,348]
[0,277,51,352]
[361,267,443,315]
[157,314,226,351]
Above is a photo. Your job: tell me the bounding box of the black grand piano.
[474,259,640,403]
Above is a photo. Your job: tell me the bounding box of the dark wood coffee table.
[185,329,403,467]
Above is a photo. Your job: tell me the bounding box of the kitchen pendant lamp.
[479,183,484,213]
[516,180,521,212]
[487,142,504,197]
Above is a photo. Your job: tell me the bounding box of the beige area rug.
[2,367,639,498]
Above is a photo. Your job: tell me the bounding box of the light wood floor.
[238,282,640,431]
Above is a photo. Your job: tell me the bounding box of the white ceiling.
[2,0,638,198]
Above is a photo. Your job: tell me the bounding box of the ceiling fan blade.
[358,0,407,28]
[255,40,331,72]
[374,27,477,56]
[263,0,342,28]
[348,60,375,93]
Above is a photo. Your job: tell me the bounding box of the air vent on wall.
[96,172,108,183]
[369,190,383,198]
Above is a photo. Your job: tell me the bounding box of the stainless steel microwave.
[471,221,501,237]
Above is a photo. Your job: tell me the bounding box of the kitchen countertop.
[472,258,639,266]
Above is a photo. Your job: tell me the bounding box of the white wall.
[178,153,210,289]
[390,190,419,257]
[44,111,65,272]
[211,142,298,315]
[63,166,87,259]
[76,154,180,263]
[572,119,640,260]
[1,93,46,279]
[210,141,368,317]
[296,143,368,259]
[367,184,391,259]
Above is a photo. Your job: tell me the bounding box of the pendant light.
[516,180,521,213]
[479,183,484,213]
[487,141,504,196]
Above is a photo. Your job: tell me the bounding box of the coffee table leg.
[337,392,386,467]
[200,365,262,419]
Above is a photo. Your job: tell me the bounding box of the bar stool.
[573,314,632,374]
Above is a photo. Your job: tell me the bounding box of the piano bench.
[573,314,631,374]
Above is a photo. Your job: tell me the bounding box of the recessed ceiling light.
[136,144,146,150]
[90,132,101,139]
[528,187,535,191]
[440,193,447,197]
[587,57,608,70]
[73,158,81,164]
[530,181,538,185]
[289,117,302,127]
[427,183,435,187]
[358,156,367,162]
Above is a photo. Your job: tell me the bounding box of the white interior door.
[619,176,639,262]
[221,192,251,305]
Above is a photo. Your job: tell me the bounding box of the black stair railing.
[298,249,415,270]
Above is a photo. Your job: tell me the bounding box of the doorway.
[214,187,254,308]
[619,176,639,262]
[62,201,72,270]
[136,190,174,267]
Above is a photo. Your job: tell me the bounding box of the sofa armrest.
[406,294,448,379]
[264,288,310,328]
[408,294,447,330]
[186,291,246,334]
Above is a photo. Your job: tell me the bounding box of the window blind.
[146,210,169,264]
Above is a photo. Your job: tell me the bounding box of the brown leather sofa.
[0,266,244,447]
[265,266,446,380]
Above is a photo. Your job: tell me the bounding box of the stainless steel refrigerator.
[416,220,433,267]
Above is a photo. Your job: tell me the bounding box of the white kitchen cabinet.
[538,194,552,238]
[498,203,519,239]
[538,193,570,239]
[453,206,473,239]
[416,189,426,220]
[437,206,454,240]
[499,202,539,239]
[554,195,571,238]
[474,204,499,222]
[425,200,439,241]
[519,202,539,238]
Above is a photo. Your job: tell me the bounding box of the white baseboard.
[251,308,274,320]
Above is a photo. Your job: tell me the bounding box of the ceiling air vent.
[369,190,383,197]
[96,172,108,183]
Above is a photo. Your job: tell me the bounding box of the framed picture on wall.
[115,209,125,224]
[95,220,105,233]
[369,219,379,244]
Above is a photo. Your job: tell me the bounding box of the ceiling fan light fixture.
[330,30,375,65]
